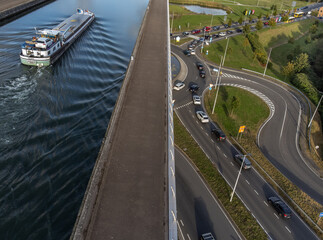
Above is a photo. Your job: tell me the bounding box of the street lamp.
[263,47,272,76]
[230,153,251,202]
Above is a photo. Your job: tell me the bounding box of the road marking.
[205,132,209,136]
[264,201,268,206]
[196,121,199,124]
[230,162,234,166]
[180,219,184,226]
[177,221,185,240]
[217,146,220,150]
[254,190,259,195]
[285,226,291,233]
[245,180,250,185]
[211,139,215,143]
[200,126,203,130]
[274,213,279,219]
[280,100,287,140]
[187,234,192,240]
[223,153,227,158]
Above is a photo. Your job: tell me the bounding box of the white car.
[219,32,226,37]
[173,82,185,91]
[193,95,201,105]
[190,49,196,55]
[196,111,209,123]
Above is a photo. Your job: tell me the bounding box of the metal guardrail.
[167,1,178,239]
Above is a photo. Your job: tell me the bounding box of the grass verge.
[204,87,323,238]
[174,113,267,239]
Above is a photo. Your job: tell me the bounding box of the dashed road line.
[175,101,193,110]
[187,234,192,240]
[274,213,279,219]
[223,153,227,158]
[285,226,291,233]
[264,201,268,206]
[245,180,250,185]
[230,162,234,166]
[180,219,184,226]
[216,146,220,150]
[254,189,259,195]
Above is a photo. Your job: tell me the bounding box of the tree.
[230,96,240,116]
[238,16,243,25]
[282,62,295,79]
[305,35,312,44]
[273,10,277,16]
[310,24,318,34]
[243,37,250,49]
[258,13,262,20]
[266,13,270,19]
[256,20,263,30]
[293,53,309,73]
[243,25,251,35]
[269,18,276,27]
[292,73,319,104]
[228,18,232,27]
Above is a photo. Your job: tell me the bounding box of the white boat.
[20,9,95,67]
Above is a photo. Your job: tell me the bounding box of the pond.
[184,5,227,15]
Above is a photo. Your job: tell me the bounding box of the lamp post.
[263,47,272,76]
[230,154,251,202]
[308,94,323,128]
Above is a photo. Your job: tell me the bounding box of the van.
[201,232,215,240]
[234,154,252,169]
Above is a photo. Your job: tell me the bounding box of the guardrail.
[167,1,178,239]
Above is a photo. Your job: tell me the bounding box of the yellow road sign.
[239,125,246,133]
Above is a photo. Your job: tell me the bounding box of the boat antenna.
[34,27,37,34]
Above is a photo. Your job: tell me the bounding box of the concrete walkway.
[71,0,168,239]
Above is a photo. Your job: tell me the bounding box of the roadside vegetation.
[174,113,267,240]
[203,87,323,238]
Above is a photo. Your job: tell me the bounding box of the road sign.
[224,16,227,22]
[239,125,246,133]
[320,212,323,217]
[292,1,296,7]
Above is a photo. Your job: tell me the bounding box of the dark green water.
[0,0,148,239]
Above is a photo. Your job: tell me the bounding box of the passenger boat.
[20,9,95,67]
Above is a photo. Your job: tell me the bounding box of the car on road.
[199,70,206,78]
[235,28,242,33]
[187,44,193,50]
[267,196,292,219]
[192,94,201,105]
[196,111,209,123]
[264,22,269,25]
[182,31,190,36]
[226,30,234,34]
[201,232,215,240]
[191,29,201,34]
[189,83,199,92]
[223,24,229,28]
[190,49,196,55]
[203,26,211,32]
[212,25,220,31]
[196,62,204,70]
[211,127,226,141]
[183,50,191,56]
[173,82,185,91]
[219,32,226,37]
[234,154,252,169]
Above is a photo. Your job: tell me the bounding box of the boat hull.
[20,55,51,66]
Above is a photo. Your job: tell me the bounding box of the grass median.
[204,86,323,238]
[174,114,267,239]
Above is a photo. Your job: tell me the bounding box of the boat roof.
[38,29,60,36]
[53,13,90,32]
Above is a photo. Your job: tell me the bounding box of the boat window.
[53,47,56,51]
[48,51,50,55]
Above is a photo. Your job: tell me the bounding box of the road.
[175,147,242,240]
[172,45,320,240]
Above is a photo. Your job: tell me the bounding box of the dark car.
[212,34,219,38]
[224,24,229,28]
[196,62,204,70]
[211,127,226,141]
[182,31,190,36]
[212,26,220,30]
[235,28,242,33]
[199,70,206,78]
[226,30,234,34]
[187,44,193,50]
[189,83,199,92]
[234,155,252,169]
[204,35,210,40]
[268,197,292,219]
[183,50,191,56]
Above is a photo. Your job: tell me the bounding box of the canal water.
[0,0,148,239]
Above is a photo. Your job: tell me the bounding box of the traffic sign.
[320,212,323,218]
[239,125,246,133]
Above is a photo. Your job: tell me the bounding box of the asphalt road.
[172,45,320,240]
[175,147,242,240]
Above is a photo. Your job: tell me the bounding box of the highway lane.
[172,46,320,239]
[172,35,323,206]
[175,147,241,240]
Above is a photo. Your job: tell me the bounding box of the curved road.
[172,45,320,240]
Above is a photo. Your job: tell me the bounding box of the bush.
[291,73,319,104]
[246,33,268,65]
[288,36,295,44]
[306,35,312,44]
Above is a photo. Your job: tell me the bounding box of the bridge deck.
[81,0,168,239]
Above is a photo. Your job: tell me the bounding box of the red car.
[203,26,211,32]
[264,22,269,25]
[191,29,201,34]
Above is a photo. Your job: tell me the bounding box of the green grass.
[174,113,267,240]
[204,86,269,135]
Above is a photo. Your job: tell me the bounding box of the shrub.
[246,33,268,65]
[291,73,319,104]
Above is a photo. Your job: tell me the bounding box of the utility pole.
[222,37,230,67]
[212,56,223,114]
[210,14,214,27]
[308,95,323,128]
[263,47,272,76]
[171,12,174,34]
[230,154,250,202]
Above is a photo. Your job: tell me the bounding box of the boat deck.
[53,13,90,39]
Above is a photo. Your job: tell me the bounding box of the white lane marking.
[264,201,268,206]
[223,153,227,158]
[254,190,259,195]
[200,126,203,130]
[285,226,291,233]
[205,132,209,136]
[177,221,185,240]
[245,180,250,185]
[211,139,215,143]
[280,99,287,140]
[196,120,199,124]
[274,213,279,219]
[230,162,234,166]
[217,146,220,150]
[187,234,192,240]
[180,219,184,226]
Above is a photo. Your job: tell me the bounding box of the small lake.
[184,5,227,15]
